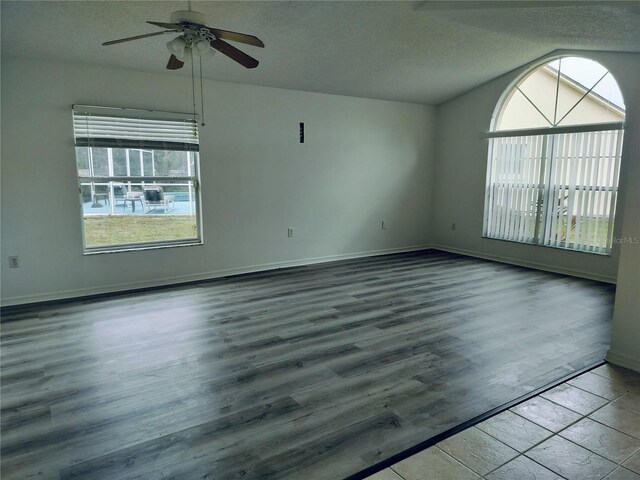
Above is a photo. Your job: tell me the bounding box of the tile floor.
[366,363,640,480]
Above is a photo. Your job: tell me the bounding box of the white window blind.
[73,106,199,151]
[485,135,544,245]
[484,128,624,254]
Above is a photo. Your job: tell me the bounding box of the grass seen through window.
[84,216,197,248]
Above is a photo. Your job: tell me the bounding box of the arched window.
[483,56,625,254]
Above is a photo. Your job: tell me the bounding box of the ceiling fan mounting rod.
[171,10,207,27]
[180,21,206,30]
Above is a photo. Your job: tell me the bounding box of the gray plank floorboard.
[0,250,614,479]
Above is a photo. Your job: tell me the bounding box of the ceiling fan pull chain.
[199,55,206,126]
[190,47,197,125]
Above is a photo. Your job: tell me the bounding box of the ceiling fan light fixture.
[174,51,188,63]
[166,36,187,55]
[194,38,211,54]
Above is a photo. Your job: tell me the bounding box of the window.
[483,57,625,254]
[73,106,202,253]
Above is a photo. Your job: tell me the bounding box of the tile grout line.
[461,426,524,478]
[388,465,407,480]
[433,444,490,479]
[509,404,614,464]
[552,426,640,469]
[513,393,639,476]
[541,391,640,447]
[565,369,640,399]
[563,380,621,401]
[476,415,555,457]
[368,365,639,480]
[351,361,608,480]
[479,380,640,477]
[486,451,571,480]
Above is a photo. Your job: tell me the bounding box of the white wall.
[1,56,436,305]
[608,167,640,372]
[432,50,640,284]
[2,52,637,370]
[607,55,640,372]
[433,49,640,372]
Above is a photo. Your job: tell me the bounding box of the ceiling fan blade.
[147,21,183,29]
[418,0,638,9]
[208,28,265,48]
[166,54,184,70]
[209,38,259,69]
[103,30,177,46]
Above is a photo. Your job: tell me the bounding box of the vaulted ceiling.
[2,1,639,105]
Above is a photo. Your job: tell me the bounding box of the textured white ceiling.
[2,1,639,105]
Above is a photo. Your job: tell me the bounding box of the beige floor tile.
[540,383,609,415]
[526,435,617,480]
[590,395,640,440]
[366,468,403,480]
[511,396,582,432]
[485,455,563,480]
[616,392,640,415]
[477,410,553,453]
[592,365,640,388]
[569,372,630,401]
[391,447,481,480]
[436,427,518,476]
[624,451,640,474]
[603,467,640,480]
[560,417,640,464]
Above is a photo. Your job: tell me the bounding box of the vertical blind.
[484,128,624,254]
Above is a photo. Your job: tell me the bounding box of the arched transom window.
[483,56,625,254]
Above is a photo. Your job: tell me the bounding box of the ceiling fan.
[103,10,264,70]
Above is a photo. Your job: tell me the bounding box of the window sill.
[482,236,612,256]
[83,240,203,255]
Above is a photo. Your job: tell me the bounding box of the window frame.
[483,56,625,256]
[73,106,203,254]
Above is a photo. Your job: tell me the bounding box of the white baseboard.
[2,243,616,308]
[430,244,617,284]
[1,244,433,307]
[606,350,640,374]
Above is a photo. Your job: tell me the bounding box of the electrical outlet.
[287,227,294,237]
[9,256,19,268]
[381,221,387,230]
[451,223,456,231]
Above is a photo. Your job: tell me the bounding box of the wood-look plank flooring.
[0,250,615,480]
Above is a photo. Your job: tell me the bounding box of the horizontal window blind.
[484,128,623,254]
[73,106,199,151]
